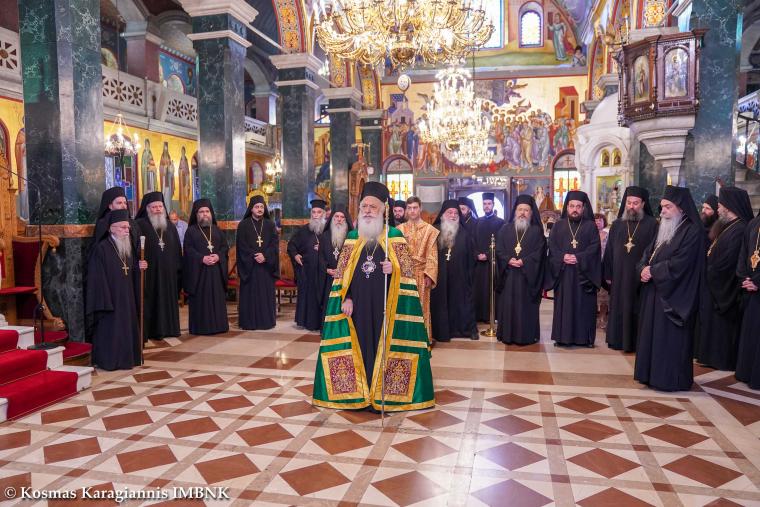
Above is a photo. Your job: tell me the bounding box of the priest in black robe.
[86,210,145,370]
[602,186,658,352]
[430,200,479,341]
[736,211,760,389]
[474,193,505,322]
[696,187,753,370]
[545,191,601,347]
[458,196,479,241]
[495,195,546,345]
[237,196,279,330]
[135,191,182,340]
[318,205,353,320]
[92,186,140,256]
[635,185,704,392]
[182,199,229,335]
[288,199,327,331]
[392,200,406,225]
[701,194,719,243]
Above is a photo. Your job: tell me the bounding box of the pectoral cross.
[121,265,129,276]
[256,235,263,248]
[752,250,760,271]
[445,248,452,261]
[625,239,635,253]
[571,239,578,249]
[514,243,522,256]
[207,242,214,253]
[158,239,165,251]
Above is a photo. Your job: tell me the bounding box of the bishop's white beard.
[308,217,326,235]
[514,217,529,235]
[438,219,459,249]
[331,221,348,250]
[656,212,684,247]
[622,208,644,222]
[358,214,384,242]
[149,212,167,233]
[112,235,132,261]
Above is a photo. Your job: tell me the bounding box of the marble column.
[359,109,384,181]
[18,0,105,341]
[324,87,361,209]
[184,0,257,220]
[270,53,324,233]
[687,0,743,200]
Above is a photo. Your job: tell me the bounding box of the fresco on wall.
[315,130,331,203]
[383,82,579,178]
[159,52,197,96]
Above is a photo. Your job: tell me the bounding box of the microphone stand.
[0,167,54,349]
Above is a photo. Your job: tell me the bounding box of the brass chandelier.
[450,136,493,167]
[314,0,494,69]
[418,65,490,149]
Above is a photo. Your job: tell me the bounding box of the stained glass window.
[481,0,503,49]
[520,11,542,47]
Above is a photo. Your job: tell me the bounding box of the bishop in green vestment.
[312,182,435,411]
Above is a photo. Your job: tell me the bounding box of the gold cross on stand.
[625,239,635,253]
[257,236,263,248]
[445,248,452,261]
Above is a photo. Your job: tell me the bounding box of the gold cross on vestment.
[121,265,129,276]
[571,239,578,249]
[445,248,452,261]
[625,239,635,253]
[514,243,522,256]
[256,235,263,248]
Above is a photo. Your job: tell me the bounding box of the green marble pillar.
[324,87,361,209]
[186,2,257,220]
[359,110,384,182]
[18,0,104,341]
[270,54,324,234]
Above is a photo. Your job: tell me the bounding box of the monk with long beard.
[288,200,328,331]
[312,182,434,412]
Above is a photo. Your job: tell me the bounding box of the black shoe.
[470,332,479,341]
[366,406,381,414]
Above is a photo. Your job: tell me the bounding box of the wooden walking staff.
[380,199,390,425]
[139,235,146,365]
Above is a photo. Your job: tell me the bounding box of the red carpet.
[0,370,78,420]
[0,349,48,385]
[0,329,19,353]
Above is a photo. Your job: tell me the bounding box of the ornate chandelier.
[450,136,493,167]
[314,0,494,69]
[105,113,141,157]
[418,65,491,148]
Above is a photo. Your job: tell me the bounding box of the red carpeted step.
[0,370,79,420]
[37,329,69,344]
[0,349,48,385]
[62,342,92,360]
[0,329,19,353]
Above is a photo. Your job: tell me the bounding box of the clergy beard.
[308,217,326,235]
[709,214,732,241]
[198,217,212,228]
[149,212,167,232]
[438,220,459,249]
[656,212,684,247]
[514,217,529,235]
[702,212,717,229]
[622,208,644,222]
[112,235,132,261]
[358,214,384,241]
[331,221,348,249]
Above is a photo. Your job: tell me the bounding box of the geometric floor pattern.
[1,303,760,506]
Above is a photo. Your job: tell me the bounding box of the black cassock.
[136,219,182,339]
[602,216,658,352]
[93,216,141,256]
[495,223,546,344]
[545,219,601,346]
[474,214,505,322]
[318,230,343,319]
[288,225,323,331]
[736,217,760,389]
[462,215,478,242]
[182,225,229,335]
[86,238,141,370]
[431,229,478,341]
[346,244,386,385]
[237,217,279,330]
[635,221,703,391]
[696,218,747,370]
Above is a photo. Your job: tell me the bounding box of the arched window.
[519,3,543,47]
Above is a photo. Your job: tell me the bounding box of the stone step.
[0,326,36,349]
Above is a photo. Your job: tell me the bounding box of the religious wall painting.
[178,146,192,219]
[510,176,553,214]
[612,148,622,166]
[596,175,623,219]
[315,130,331,204]
[601,149,610,167]
[158,52,196,97]
[191,152,200,202]
[101,48,118,69]
[105,152,138,215]
[14,129,27,222]
[141,139,158,198]
[158,141,176,212]
[551,150,579,210]
[664,47,688,98]
[248,161,265,192]
[633,55,650,103]
[642,0,668,28]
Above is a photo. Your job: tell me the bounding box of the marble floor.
[2,301,760,506]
